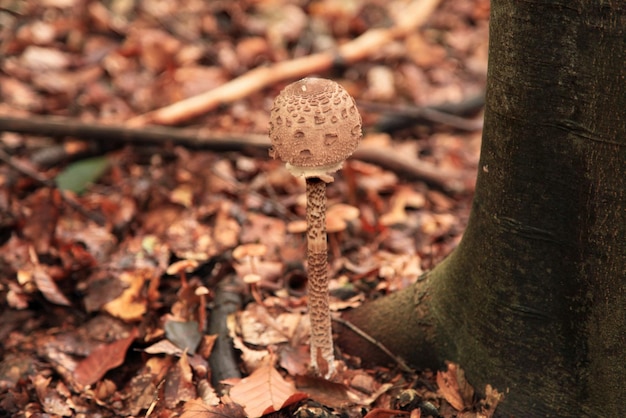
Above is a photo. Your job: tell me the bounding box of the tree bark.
[338,1,626,416]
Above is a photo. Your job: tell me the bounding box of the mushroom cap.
[268,78,362,178]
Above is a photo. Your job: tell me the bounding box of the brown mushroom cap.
[268,78,362,179]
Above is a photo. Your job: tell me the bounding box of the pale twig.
[126,0,443,127]
[0,108,471,193]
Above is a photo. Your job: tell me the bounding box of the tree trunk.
[338,1,626,416]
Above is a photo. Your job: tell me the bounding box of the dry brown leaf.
[436,362,474,411]
[480,384,504,418]
[21,188,58,254]
[0,76,44,111]
[238,303,303,347]
[239,213,287,255]
[91,379,117,403]
[20,46,72,71]
[213,203,241,248]
[34,375,73,416]
[229,364,298,417]
[31,265,71,306]
[166,217,214,261]
[124,359,167,416]
[278,344,310,376]
[170,184,194,207]
[20,245,70,307]
[144,339,184,356]
[410,409,422,418]
[180,399,246,418]
[295,375,356,409]
[164,352,197,408]
[74,328,138,387]
[380,186,426,226]
[232,337,270,373]
[350,372,377,394]
[103,271,148,321]
[358,383,395,407]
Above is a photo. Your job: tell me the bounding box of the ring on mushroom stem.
[268,77,362,378]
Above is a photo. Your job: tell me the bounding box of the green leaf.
[55,156,110,194]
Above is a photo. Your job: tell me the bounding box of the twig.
[332,316,414,374]
[0,148,106,226]
[126,0,443,126]
[353,145,469,193]
[359,93,485,132]
[0,115,268,150]
[0,113,471,193]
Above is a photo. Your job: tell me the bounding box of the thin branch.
[359,93,485,132]
[332,316,414,374]
[0,115,268,150]
[353,145,470,193]
[0,112,472,193]
[126,0,443,126]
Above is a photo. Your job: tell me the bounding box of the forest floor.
[0,0,494,416]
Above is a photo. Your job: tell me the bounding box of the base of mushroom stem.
[310,345,336,379]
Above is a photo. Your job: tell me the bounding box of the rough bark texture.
[338,1,626,416]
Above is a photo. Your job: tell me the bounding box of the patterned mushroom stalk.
[268,78,362,378]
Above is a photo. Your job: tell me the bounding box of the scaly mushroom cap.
[269,78,362,179]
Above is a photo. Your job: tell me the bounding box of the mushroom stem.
[306,177,334,377]
[268,77,362,378]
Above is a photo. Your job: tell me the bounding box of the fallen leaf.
[21,188,58,254]
[230,334,270,373]
[123,365,161,416]
[144,339,184,356]
[74,328,138,386]
[31,265,71,306]
[238,303,303,346]
[229,364,298,417]
[103,271,148,321]
[164,352,197,408]
[480,384,504,418]
[165,320,202,355]
[20,45,72,71]
[180,399,246,418]
[278,344,309,376]
[295,375,355,409]
[34,375,73,416]
[55,156,110,194]
[436,362,474,411]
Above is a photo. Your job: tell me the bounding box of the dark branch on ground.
[0,95,479,194]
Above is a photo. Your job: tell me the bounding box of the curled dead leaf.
[436,362,474,412]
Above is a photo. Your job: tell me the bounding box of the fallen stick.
[0,115,268,150]
[353,145,470,194]
[127,0,442,127]
[0,112,470,193]
[359,93,485,132]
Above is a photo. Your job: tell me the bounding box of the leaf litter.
[0,0,498,416]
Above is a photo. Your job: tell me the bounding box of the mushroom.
[268,77,362,378]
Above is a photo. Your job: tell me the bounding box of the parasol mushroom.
[268,77,362,378]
